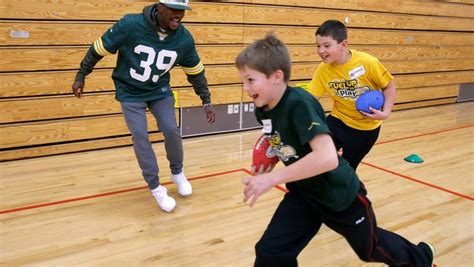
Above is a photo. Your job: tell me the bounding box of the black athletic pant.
[254,184,433,267]
[326,115,380,171]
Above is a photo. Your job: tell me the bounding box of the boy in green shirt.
[236,33,435,267]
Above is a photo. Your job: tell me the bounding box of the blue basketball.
[355,90,384,113]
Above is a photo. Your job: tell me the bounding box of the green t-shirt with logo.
[255,86,360,211]
[95,10,202,102]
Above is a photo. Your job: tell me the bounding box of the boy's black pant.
[326,115,380,171]
[254,184,433,267]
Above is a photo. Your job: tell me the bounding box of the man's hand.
[204,104,215,124]
[72,80,85,98]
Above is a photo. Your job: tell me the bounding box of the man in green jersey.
[72,0,215,213]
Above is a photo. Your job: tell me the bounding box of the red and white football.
[252,134,279,172]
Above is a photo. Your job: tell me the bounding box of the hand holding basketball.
[356,90,391,120]
[356,90,384,114]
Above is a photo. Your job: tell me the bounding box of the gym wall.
[1,0,473,161]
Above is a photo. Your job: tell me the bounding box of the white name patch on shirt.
[261,119,272,133]
[349,65,365,79]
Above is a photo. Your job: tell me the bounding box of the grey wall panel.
[458,83,474,102]
[242,102,261,129]
[181,103,241,137]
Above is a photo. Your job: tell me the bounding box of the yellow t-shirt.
[309,49,393,130]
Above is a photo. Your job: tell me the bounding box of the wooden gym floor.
[1,102,473,266]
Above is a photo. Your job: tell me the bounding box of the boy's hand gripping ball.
[356,90,385,113]
[252,134,279,172]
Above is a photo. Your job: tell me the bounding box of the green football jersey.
[94,9,203,102]
[255,86,360,211]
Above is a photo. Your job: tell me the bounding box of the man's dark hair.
[316,20,347,43]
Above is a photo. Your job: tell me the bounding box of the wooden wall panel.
[0,1,146,21]
[243,0,474,18]
[0,47,116,72]
[0,94,121,124]
[440,0,474,5]
[243,26,474,45]
[2,61,471,100]
[290,60,474,80]
[292,71,474,91]
[0,111,177,149]
[0,2,244,23]
[383,59,474,74]
[1,22,245,46]
[396,85,460,103]
[395,71,474,89]
[175,85,243,107]
[242,5,474,31]
[0,71,107,98]
[2,45,472,72]
[0,67,243,98]
[3,1,472,22]
[2,70,470,125]
[0,85,242,123]
[3,22,473,46]
[0,132,164,162]
[393,98,457,110]
[0,47,195,72]
[0,45,244,72]
[1,0,473,160]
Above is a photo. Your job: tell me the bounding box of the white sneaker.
[151,185,176,212]
[171,172,192,196]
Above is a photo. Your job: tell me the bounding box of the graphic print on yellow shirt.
[309,50,393,130]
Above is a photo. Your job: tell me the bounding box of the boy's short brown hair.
[316,20,347,43]
[235,33,291,83]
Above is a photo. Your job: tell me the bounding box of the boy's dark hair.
[235,32,291,83]
[316,20,347,43]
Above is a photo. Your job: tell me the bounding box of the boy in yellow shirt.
[309,20,396,170]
